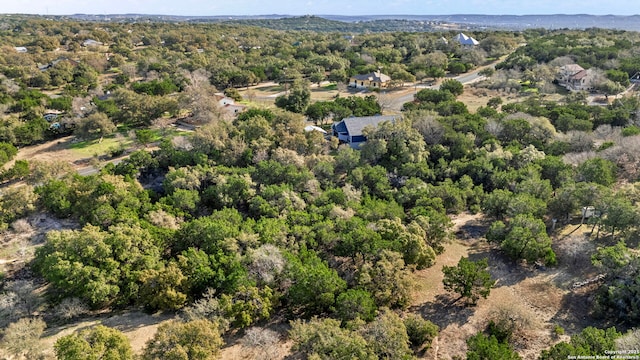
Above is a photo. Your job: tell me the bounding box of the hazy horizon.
[1,0,638,17]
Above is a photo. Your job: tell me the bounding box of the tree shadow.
[410,293,476,329]
[456,223,491,242]
[42,310,175,338]
[548,285,618,335]
[465,240,537,289]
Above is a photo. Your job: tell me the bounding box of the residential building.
[214,93,246,116]
[454,33,479,47]
[349,70,391,89]
[82,39,104,47]
[332,115,398,148]
[557,64,596,91]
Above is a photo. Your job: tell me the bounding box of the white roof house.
[454,33,479,46]
[82,39,103,47]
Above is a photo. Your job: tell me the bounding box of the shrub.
[335,289,377,323]
[143,319,224,360]
[403,314,439,350]
[55,325,133,360]
[621,125,640,137]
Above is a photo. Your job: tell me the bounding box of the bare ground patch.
[409,214,609,360]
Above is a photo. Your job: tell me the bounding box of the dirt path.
[3,136,87,172]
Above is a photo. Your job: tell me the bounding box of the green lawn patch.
[68,135,134,157]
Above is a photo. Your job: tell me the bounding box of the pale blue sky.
[1,0,638,16]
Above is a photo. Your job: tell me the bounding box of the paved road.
[77,158,124,176]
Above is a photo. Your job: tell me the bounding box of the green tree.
[275,79,311,113]
[290,318,376,360]
[466,332,521,360]
[488,214,556,266]
[448,62,467,75]
[591,243,640,323]
[335,289,377,323]
[285,250,347,316]
[74,112,116,141]
[218,285,275,328]
[0,142,18,166]
[442,257,495,305]
[55,325,133,360]
[33,224,162,308]
[539,327,621,360]
[439,79,464,96]
[138,261,188,311]
[403,314,439,351]
[577,158,617,186]
[357,250,413,309]
[482,189,513,220]
[143,320,224,360]
[135,129,156,147]
[361,309,415,360]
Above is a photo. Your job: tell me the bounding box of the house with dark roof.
[557,64,596,91]
[38,57,80,72]
[349,70,391,89]
[332,115,398,148]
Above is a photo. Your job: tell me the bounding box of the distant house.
[43,112,61,122]
[454,33,479,47]
[349,70,391,89]
[332,115,398,148]
[39,57,79,71]
[82,39,103,47]
[214,93,246,116]
[43,113,59,122]
[557,64,595,91]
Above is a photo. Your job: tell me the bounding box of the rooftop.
[352,70,391,83]
[340,115,398,137]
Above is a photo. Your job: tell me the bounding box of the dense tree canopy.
[1,15,639,360]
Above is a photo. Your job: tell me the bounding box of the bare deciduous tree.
[0,317,46,358]
[240,327,280,360]
[410,111,445,145]
[246,244,286,286]
[53,297,89,321]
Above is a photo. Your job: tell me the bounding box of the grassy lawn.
[68,135,134,157]
[68,127,183,158]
